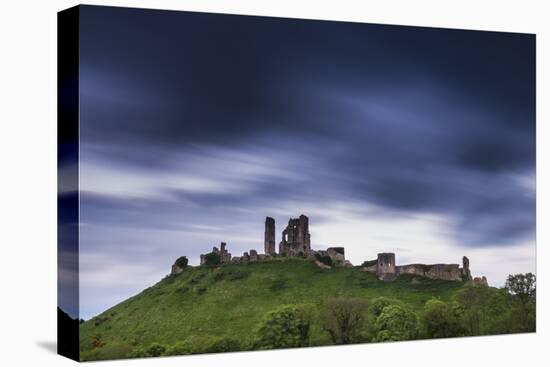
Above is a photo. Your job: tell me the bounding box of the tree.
[370,297,402,318]
[421,298,464,338]
[505,273,536,332]
[454,284,491,335]
[505,273,536,306]
[321,298,369,344]
[373,305,418,342]
[203,252,221,266]
[175,256,189,269]
[255,305,311,349]
[454,284,516,335]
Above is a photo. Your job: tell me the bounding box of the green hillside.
[80,258,468,360]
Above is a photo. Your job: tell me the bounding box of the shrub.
[164,340,197,356]
[146,343,166,357]
[373,305,418,342]
[196,287,207,295]
[321,298,369,344]
[255,304,311,349]
[91,334,105,348]
[315,253,333,267]
[129,347,148,358]
[130,344,167,359]
[175,256,189,269]
[203,252,221,266]
[203,337,242,353]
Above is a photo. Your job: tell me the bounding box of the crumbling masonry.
[186,214,484,283]
[361,252,474,281]
[279,215,311,257]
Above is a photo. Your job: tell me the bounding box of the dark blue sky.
[69,5,536,319]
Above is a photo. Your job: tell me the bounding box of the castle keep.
[279,215,311,257]
[173,214,483,283]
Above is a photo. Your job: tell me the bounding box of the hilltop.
[80,258,466,361]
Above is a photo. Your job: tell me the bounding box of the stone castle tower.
[376,253,396,280]
[279,214,311,256]
[264,216,276,255]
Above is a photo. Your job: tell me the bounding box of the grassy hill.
[80,258,466,361]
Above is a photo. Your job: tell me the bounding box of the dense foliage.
[420,298,464,338]
[373,305,418,341]
[321,298,368,344]
[255,304,311,349]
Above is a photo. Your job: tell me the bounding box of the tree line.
[129,272,535,357]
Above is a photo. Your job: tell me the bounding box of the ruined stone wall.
[397,264,462,281]
[326,247,345,262]
[360,254,472,282]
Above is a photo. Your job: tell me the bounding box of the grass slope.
[80,258,465,360]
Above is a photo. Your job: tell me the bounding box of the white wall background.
[0,0,547,366]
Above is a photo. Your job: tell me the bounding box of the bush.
[146,343,166,357]
[91,334,105,348]
[203,337,242,353]
[373,305,418,342]
[321,298,369,344]
[175,256,189,269]
[315,253,333,267]
[129,343,167,358]
[420,298,464,338]
[255,304,311,349]
[129,347,148,358]
[164,340,197,356]
[203,252,221,266]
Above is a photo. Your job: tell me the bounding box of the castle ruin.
[199,242,232,265]
[361,252,474,281]
[279,215,311,257]
[198,214,346,265]
[186,214,484,283]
